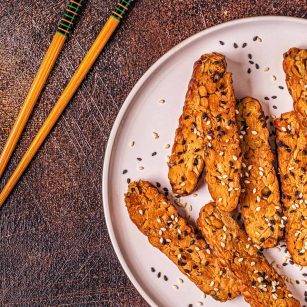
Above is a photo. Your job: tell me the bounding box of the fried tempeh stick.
[125,180,241,301]
[168,53,241,212]
[237,97,283,248]
[275,112,307,266]
[198,203,300,307]
[283,48,307,128]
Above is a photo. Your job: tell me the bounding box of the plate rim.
[102,15,307,306]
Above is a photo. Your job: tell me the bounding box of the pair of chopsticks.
[0,0,134,206]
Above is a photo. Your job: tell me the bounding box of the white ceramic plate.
[103,16,307,307]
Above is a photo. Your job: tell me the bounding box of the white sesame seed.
[251,261,255,266]
[223,226,227,231]
[288,294,293,298]
[222,174,228,179]
[138,210,144,215]
[219,151,224,156]
[164,144,170,149]
[195,246,200,251]
[218,197,223,202]
[248,165,253,171]
[244,180,250,184]
[232,155,238,161]
[207,135,212,140]
[238,257,244,263]
[259,171,264,176]
[246,244,250,249]
[242,162,247,168]
[206,249,211,254]
[172,285,179,290]
[157,218,161,223]
[256,196,261,203]
[209,281,214,287]
[177,253,182,259]
[221,242,226,248]
[272,293,278,300]
[256,206,261,212]
[159,238,164,244]
[251,130,258,135]
[281,127,287,132]
[235,110,239,114]
[177,229,182,235]
[253,188,257,194]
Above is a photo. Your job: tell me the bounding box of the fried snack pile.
[168,53,241,211]
[237,97,283,248]
[125,180,241,301]
[197,203,300,307]
[275,112,307,266]
[283,48,307,128]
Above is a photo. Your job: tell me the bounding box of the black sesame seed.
[122,169,128,174]
[295,280,300,284]
[127,178,131,184]
[242,42,247,48]
[247,68,252,74]
[255,63,260,69]
[282,262,288,266]
[249,60,254,64]
[157,272,161,278]
[163,275,168,281]
[248,53,252,59]
[264,96,269,100]
[271,95,277,99]
[303,273,307,277]
[253,36,258,41]
[151,152,157,156]
[219,40,225,45]
[137,157,142,161]
[156,182,161,188]
[163,187,169,192]
[233,42,238,48]
[273,105,277,109]
[151,267,156,272]
[188,304,193,307]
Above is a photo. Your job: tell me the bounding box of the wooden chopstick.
[0,0,134,206]
[0,0,86,179]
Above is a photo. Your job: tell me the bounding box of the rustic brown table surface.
[0,0,306,306]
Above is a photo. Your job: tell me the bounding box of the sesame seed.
[253,188,257,194]
[232,155,238,161]
[153,132,159,139]
[219,40,225,45]
[264,67,270,71]
[178,278,184,284]
[164,144,170,149]
[129,141,135,147]
[172,285,179,290]
[206,249,211,254]
[138,166,144,170]
[210,281,215,287]
[122,169,128,174]
[247,68,252,74]
[251,261,255,266]
[151,152,157,156]
[221,242,226,248]
[255,63,260,69]
[259,171,264,177]
[159,99,165,104]
[242,42,247,48]
[256,206,261,212]
[233,42,238,48]
[251,130,258,135]
[248,53,252,59]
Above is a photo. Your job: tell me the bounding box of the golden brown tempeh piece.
[201,54,241,212]
[283,48,307,128]
[125,180,241,301]
[237,97,283,248]
[275,112,307,266]
[198,203,300,307]
[168,52,241,212]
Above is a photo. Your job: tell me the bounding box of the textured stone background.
[0,0,306,305]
